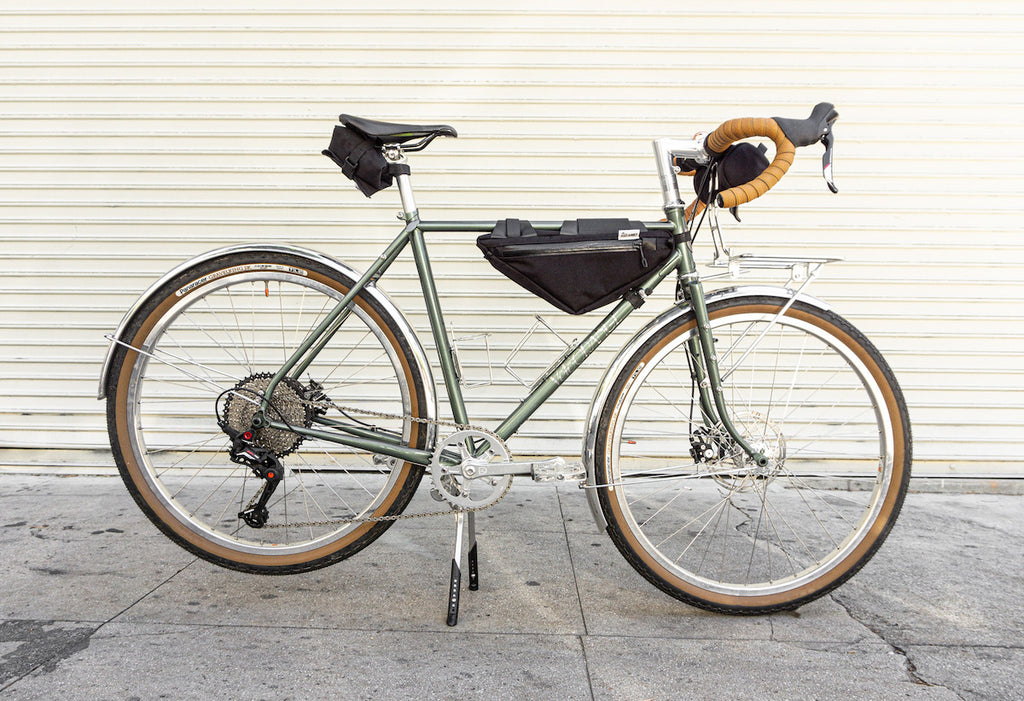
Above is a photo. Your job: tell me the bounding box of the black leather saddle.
[341,114,457,146]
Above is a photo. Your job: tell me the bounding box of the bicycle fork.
[672,214,770,469]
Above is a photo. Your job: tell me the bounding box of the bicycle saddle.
[341,114,458,145]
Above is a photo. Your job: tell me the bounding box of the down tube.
[494,248,682,441]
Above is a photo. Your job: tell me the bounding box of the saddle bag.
[476,218,674,314]
[322,125,394,197]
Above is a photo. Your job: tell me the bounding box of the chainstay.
[256,400,512,529]
[323,399,510,456]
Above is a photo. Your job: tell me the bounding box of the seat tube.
[409,227,470,426]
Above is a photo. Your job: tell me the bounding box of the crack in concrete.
[1,559,198,692]
[830,593,966,699]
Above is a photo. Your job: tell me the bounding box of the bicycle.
[99,103,911,625]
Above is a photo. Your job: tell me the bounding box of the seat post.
[383,145,418,220]
[396,171,418,220]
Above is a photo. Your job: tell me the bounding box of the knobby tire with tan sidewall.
[593,295,911,613]
[106,251,430,574]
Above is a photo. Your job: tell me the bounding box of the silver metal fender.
[97,243,438,433]
[580,285,832,531]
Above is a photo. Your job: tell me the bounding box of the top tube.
[415,220,677,234]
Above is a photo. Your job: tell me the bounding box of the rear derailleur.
[222,426,283,529]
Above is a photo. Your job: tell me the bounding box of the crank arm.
[460,456,584,482]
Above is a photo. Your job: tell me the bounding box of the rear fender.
[97,244,438,437]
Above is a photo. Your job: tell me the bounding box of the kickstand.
[445,511,481,626]
[467,511,479,591]
[446,512,466,626]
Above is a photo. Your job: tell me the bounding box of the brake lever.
[821,129,838,194]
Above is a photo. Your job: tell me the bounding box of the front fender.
[97,244,438,437]
[580,285,832,531]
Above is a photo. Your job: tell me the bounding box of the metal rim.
[125,269,414,557]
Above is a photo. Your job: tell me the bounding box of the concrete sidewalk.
[1,473,1022,700]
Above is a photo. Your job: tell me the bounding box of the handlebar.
[703,102,839,208]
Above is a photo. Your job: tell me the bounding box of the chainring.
[430,429,512,509]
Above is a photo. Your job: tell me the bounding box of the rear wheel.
[594,296,911,613]
[106,251,430,574]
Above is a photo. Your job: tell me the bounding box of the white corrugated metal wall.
[1,1,1022,475]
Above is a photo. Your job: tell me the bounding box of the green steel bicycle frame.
[253,205,768,468]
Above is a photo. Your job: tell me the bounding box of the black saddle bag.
[477,218,674,315]
[323,125,394,197]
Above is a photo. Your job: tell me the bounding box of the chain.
[323,398,510,457]
[255,400,512,530]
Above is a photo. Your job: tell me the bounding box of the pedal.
[531,457,585,483]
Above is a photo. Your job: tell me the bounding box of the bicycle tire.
[593,295,911,613]
[106,250,430,574]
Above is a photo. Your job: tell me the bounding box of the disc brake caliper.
[225,427,284,529]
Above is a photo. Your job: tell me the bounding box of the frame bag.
[477,218,673,314]
[322,125,394,197]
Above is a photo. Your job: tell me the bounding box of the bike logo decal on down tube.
[176,264,308,297]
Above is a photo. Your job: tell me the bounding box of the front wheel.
[106,250,431,574]
[593,295,911,613]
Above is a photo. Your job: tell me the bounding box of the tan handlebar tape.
[705,117,796,208]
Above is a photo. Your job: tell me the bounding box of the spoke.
[224,284,253,372]
[189,461,246,519]
[750,477,800,580]
[636,482,692,529]
[153,434,226,477]
[316,328,374,388]
[599,462,750,490]
[147,435,227,454]
[294,449,371,518]
[320,348,392,394]
[765,324,786,425]
[161,329,220,388]
[779,330,810,434]
[668,497,732,564]
[110,336,243,390]
[212,475,249,530]
[623,473,696,508]
[785,405,877,456]
[696,492,733,575]
[320,374,401,393]
[193,296,252,373]
[783,471,868,523]
[716,318,762,377]
[745,479,770,585]
[161,449,223,496]
[315,443,379,498]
